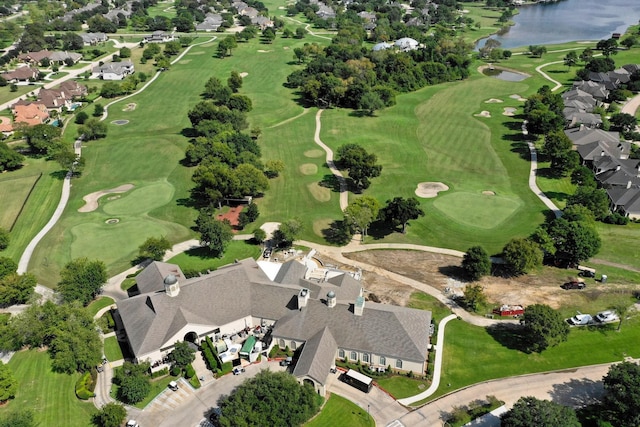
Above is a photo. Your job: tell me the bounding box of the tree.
[164,40,181,56]
[253,228,266,245]
[116,362,151,404]
[218,35,238,57]
[344,196,380,241]
[23,124,62,154]
[543,131,577,176]
[196,213,233,257]
[596,38,618,56]
[0,258,16,278]
[138,236,172,261]
[75,111,89,124]
[53,146,84,176]
[501,396,580,427]
[462,246,491,281]
[0,273,36,306]
[227,71,243,92]
[580,47,594,63]
[567,186,610,221]
[262,27,276,43]
[168,341,195,370]
[93,103,104,117]
[522,304,570,353]
[264,159,285,178]
[610,112,638,133]
[0,142,24,172]
[0,410,35,427]
[119,47,131,58]
[238,203,259,227]
[57,258,107,305]
[563,51,578,69]
[227,94,253,112]
[502,238,542,275]
[463,284,486,312]
[546,217,601,264]
[571,165,597,188]
[79,118,108,140]
[94,402,127,427]
[0,362,17,402]
[273,218,302,248]
[336,144,382,191]
[610,299,633,331]
[218,370,320,427]
[156,56,171,70]
[528,45,547,57]
[295,27,306,39]
[602,362,640,427]
[0,228,8,251]
[379,197,425,233]
[358,91,385,116]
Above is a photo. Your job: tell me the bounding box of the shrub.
[75,371,95,399]
[189,375,201,388]
[184,364,195,379]
[150,367,168,379]
[170,366,181,376]
[220,362,233,375]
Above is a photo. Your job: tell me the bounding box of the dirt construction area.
[338,250,616,310]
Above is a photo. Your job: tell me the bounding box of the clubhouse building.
[115,254,431,395]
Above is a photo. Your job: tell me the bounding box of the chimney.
[354,296,365,316]
[326,291,336,308]
[579,124,584,131]
[627,180,632,189]
[637,165,640,177]
[616,165,621,171]
[601,151,605,157]
[164,274,180,297]
[297,288,310,309]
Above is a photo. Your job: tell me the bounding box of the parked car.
[232,367,245,375]
[168,381,178,391]
[126,420,139,427]
[595,310,619,323]
[263,248,272,258]
[568,313,593,325]
[562,281,586,290]
[96,364,103,373]
[279,357,292,367]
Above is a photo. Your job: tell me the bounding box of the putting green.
[432,192,522,229]
[103,182,174,215]
[69,219,170,263]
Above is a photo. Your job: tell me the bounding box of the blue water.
[50,119,60,126]
[480,0,640,49]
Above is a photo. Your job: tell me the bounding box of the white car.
[126,421,139,427]
[568,313,592,325]
[595,310,619,323]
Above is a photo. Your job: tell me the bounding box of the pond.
[482,68,529,82]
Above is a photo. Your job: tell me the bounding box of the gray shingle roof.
[135,262,185,295]
[292,327,337,386]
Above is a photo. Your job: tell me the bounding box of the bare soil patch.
[345,250,578,309]
[78,184,135,213]
[415,182,449,198]
[474,111,491,118]
[216,205,243,229]
[122,103,136,112]
[239,72,248,78]
[304,149,324,158]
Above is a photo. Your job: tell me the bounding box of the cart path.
[267,107,310,129]
[314,109,349,211]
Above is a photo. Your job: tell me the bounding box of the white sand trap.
[485,98,503,103]
[415,182,449,198]
[122,103,136,112]
[503,107,517,116]
[239,72,248,78]
[283,46,289,50]
[510,94,527,101]
[257,50,272,53]
[78,184,135,212]
[474,111,491,118]
[482,190,496,196]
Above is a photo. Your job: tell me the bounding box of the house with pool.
[115,254,432,396]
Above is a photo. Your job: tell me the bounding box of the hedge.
[184,364,195,379]
[220,362,233,375]
[75,371,96,400]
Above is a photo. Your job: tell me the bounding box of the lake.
[480,0,640,49]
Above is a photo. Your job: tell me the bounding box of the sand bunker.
[78,184,135,213]
[474,111,491,118]
[485,98,503,103]
[239,72,248,78]
[257,50,272,53]
[510,94,527,101]
[112,120,129,125]
[503,107,517,116]
[122,103,136,112]
[482,190,496,196]
[415,182,449,198]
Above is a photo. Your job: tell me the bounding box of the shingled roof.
[292,327,337,386]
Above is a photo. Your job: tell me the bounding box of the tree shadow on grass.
[510,141,531,161]
[367,219,395,240]
[180,127,198,138]
[49,170,67,180]
[485,323,530,353]
[437,265,467,280]
[319,174,342,193]
[543,191,570,203]
[321,219,352,245]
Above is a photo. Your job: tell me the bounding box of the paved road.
[392,363,612,426]
[535,60,564,92]
[621,92,640,117]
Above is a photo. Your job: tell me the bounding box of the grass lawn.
[376,375,430,399]
[306,394,374,427]
[3,350,96,427]
[86,296,115,318]
[167,240,262,272]
[0,171,41,230]
[407,291,453,323]
[110,370,176,409]
[103,336,124,362]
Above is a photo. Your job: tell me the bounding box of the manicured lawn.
[103,336,124,362]
[306,394,373,427]
[432,314,640,401]
[110,369,176,409]
[167,240,262,273]
[376,375,430,399]
[3,350,96,427]
[407,291,453,323]
[0,172,41,230]
[86,296,115,318]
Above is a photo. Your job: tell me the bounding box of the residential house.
[395,37,419,51]
[143,31,175,43]
[233,1,249,13]
[80,33,108,46]
[62,1,101,22]
[606,186,640,219]
[316,4,336,19]
[372,42,393,52]
[17,50,82,65]
[572,80,609,101]
[18,50,52,65]
[92,61,135,80]
[104,2,133,21]
[59,81,88,98]
[564,127,620,147]
[1,66,39,83]
[37,88,73,111]
[358,11,376,22]
[196,13,223,32]
[49,51,83,64]
[0,117,14,136]
[251,16,273,30]
[241,6,259,18]
[564,111,602,129]
[11,102,49,126]
[116,257,431,396]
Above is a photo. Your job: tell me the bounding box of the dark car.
[263,248,272,258]
[562,281,586,290]
[232,367,245,375]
